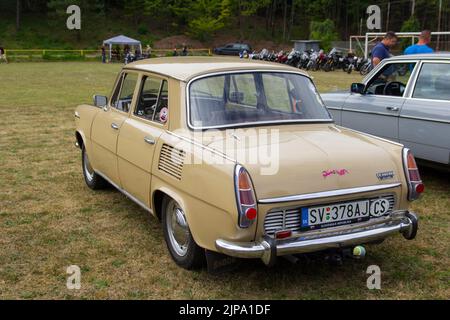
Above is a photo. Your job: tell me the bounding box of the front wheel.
[162,197,205,269]
[82,146,107,189]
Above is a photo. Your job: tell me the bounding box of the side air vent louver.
[158,144,185,180]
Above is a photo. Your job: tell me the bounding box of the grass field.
[0,62,449,299]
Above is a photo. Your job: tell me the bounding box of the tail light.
[403,148,424,201]
[235,165,257,228]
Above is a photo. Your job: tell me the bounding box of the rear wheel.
[162,197,205,269]
[82,146,107,190]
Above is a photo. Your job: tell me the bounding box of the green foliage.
[400,16,421,50]
[138,24,148,35]
[188,17,224,41]
[309,19,338,52]
[1,0,449,50]
[400,16,420,32]
[186,0,231,41]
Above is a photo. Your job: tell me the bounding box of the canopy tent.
[103,35,142,61]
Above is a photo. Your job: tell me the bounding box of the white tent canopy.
[103,35,142,61]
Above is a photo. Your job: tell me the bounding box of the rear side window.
[110,72,138,113]
[134,75,169,124]
[135,76,162,120]
[413,63,450,101]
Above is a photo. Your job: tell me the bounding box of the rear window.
[188,72,332,129]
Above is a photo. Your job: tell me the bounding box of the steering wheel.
[383,81,406,96]
[144,104,157,117]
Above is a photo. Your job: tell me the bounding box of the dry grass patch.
[0,62,448,299]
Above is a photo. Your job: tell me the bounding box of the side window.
[365,62,416,97]
[135,76,162,120]
[111,72,138,112]
[134,76,169,124]
[228,74,257,107]
[262,74,291,112]
[413,63,450,101]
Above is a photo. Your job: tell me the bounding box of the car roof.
[385,53,450,61]
[125,56,307,82]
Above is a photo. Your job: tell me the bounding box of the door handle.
[144,136,156,145]
[111,123,119,130]
[386,106,399,111]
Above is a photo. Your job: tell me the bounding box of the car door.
[341,61,418,142]
[91,71,139,186]
[116,73,169,207]
[399,61,450,164]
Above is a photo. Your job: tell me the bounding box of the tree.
[16,0,21,31]
[186,0,232,41]
[400,16,420,50]
[310,19,338,51]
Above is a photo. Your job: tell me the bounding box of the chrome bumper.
[215,211,418,266]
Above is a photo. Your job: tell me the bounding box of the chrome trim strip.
[405,60,423,98]
[258,183,402,204]
[399,114,450,125]
[96,171,154,214]
[185,70,333,131]
[340,127,404,147]
[188,119,333,131]
[341,107,401,117]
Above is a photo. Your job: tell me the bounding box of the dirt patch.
[153,35,204,49]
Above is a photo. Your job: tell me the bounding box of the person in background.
[173,48,178,56]
[182,44,188,56]
[145,45,152,58]
[114,46,121,62]
[404,30,434,55]
[135,48,141,59]
[101,45,106,63]
[0,46,8,64]
[371,31,398,67]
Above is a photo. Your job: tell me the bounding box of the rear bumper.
[215,210,418,265]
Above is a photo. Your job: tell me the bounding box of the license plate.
[301,198,391,230]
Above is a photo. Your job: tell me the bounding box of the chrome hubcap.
[166,200,190,257]
[83,150,94,182]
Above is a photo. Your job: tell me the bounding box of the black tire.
[162,196,205,269]
[81,146,107,190]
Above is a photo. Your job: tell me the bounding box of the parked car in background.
[214,43,252,56]
[322,54,450,169]
[75,57,421,270]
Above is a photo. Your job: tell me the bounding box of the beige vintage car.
[75,57,422,269]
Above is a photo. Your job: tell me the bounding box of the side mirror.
[93,95,108,107]
[350,83,365,94]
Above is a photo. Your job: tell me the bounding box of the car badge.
[376,171,395,181]
[322,169,349,178]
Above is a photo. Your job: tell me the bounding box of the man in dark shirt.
[101,45,106,63]
[371,31,398,67]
